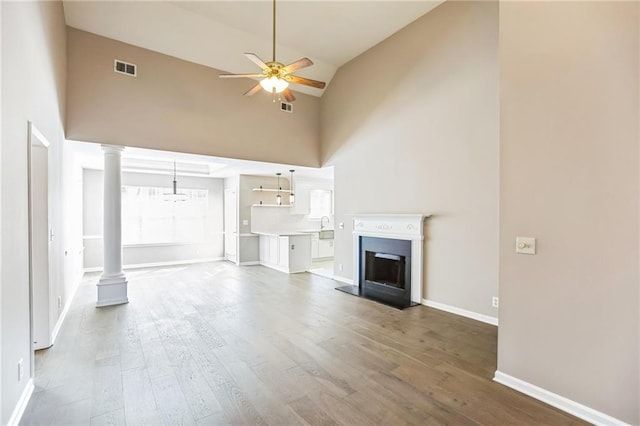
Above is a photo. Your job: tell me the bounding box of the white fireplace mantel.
[352,214,429,304]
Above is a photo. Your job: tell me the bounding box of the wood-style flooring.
[22,262,584,425]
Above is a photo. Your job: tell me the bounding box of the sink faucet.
[320,216,330,231]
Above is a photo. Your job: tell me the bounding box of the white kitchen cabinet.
[258,234,311,273]
[311,234,334,259]
[310,233,320,258]
[318,239,334,258]
[278,236,289,269]
[291,182,311,215]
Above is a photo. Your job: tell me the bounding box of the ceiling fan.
[218,0,326,102]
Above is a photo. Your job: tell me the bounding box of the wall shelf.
[252,188,292,193]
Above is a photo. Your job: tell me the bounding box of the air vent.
[114,59,137,77]
[280,102,293,113]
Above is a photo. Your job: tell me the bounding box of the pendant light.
[276,173,282,205]
[289,169,295,205]
[164,161,188,202]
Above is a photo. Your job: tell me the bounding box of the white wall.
[0,0,4,416]
[83,169,224,269]
[321,1,499,319]
[1,2,67,423]
[62,145,85,305]
[237,175,291,264]
[499,2,639,423]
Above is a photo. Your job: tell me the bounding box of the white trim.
[493,371,629,426]
[51,273,82,345]
[122,241,207,248]
[239,233,258,237]
[28,122,50,148]
[84,257,223,273]
[259,262,290,274]
[239,261,260,266]
[7,378,34,426]
[332,275,354,285]
[422,299,498,326]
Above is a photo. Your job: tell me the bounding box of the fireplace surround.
[336,214,427,309]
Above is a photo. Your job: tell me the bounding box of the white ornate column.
[97,145,128,307]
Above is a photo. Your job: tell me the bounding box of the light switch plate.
[338,222,344,230]
[516,237,536,255]
[242,220,249,226]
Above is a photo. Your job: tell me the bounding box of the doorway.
[224,188,238,263]
[28,122,53,351]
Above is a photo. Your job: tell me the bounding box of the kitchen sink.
[319,230,334,240]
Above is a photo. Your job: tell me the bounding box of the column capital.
[101,144,125,154]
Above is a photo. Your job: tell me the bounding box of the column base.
[97,274,129,307]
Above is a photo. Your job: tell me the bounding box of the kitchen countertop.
[253,231,313,237]
[252,230,333,237]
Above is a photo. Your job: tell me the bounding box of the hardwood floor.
[22,262,584,425]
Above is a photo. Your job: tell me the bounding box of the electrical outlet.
[57,296,62,309]
[339,263,343,272]
[492,297,499,308]
[18,359,24,381]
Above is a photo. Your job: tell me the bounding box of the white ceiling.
[62,0,443,96]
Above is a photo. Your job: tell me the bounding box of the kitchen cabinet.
[258,234,311,273]
[290,182,311,215]
[310,234,334,259]
[318,239,334,258]
[310,233,319,258]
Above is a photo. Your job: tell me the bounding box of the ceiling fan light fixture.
[260,76,289,93]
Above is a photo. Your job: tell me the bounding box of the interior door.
[224,189,237,263]
[29,125,52,350]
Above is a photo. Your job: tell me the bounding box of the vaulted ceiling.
[62,0,444,96]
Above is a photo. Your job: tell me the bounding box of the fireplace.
[335,214,427,309]
[361,237,412,308]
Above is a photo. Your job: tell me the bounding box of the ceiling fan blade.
[219,73,264,79]
[282,58,313,74]
[284,74,326,89]
[243,82,263,97]
[244,53,269,70]
[281,88,296,102]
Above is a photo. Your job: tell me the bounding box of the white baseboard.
[259,262,290,274]
[422,299,498,326]
[493,371,629,425]
[239,261,260,266]
[7,378,34,426]
[332,275,354,285]
[51,272,82,345]
[84,257,223,273]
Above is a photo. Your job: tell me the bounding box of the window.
[308,189,332,219]
[122,185,208,245]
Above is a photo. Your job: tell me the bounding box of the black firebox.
[360,236,412,308]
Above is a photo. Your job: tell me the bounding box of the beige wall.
[1,1,67,423]
[499,2,639,423]
[321,1,500,319]
[66,28,321,168]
